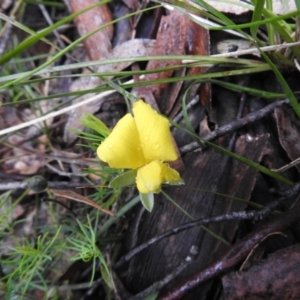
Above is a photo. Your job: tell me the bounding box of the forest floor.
[1,1,300,299]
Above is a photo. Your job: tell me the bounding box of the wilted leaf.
[69,0,113,60]
[51,189,115,216]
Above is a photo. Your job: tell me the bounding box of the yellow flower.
[97,100,182,194]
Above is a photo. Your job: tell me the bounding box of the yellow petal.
[133,101,178,163]
[136,161,181,194]
[160,162,182,184]
[97,114,145,169]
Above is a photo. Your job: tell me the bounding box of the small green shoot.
[2,229,61,297]
[66,215,110,286]
[80,112,111,138]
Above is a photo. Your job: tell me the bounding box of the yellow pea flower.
[97,100,182,194]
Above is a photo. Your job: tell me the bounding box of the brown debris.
[135,10,209,115]
[158,203,300,300]
[134,10,187,106]
[68,0,113,60]
[2,3,300,299]
[223,243,300,300]
[275,103,300,172]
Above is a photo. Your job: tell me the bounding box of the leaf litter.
[1,1,300,299]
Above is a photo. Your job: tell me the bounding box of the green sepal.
[109,170,137,188]
[139,192,154,212]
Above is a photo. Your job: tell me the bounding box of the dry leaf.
[52,189,115,216]
[204,0,296,15]
[68,0,113,60]
[134,10,186,108]
[274,104,300,172]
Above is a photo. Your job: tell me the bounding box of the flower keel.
[136,161,181,194]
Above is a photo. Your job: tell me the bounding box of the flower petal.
[133,101,178,163]
[136,161,181,194]
[97,113,145,169]
[160,162,182,184]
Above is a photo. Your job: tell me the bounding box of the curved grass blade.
[259,51,300,119]
[208,79,286,99]
[250,0,265,38]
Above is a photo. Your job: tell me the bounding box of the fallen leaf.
[204,0,296,15]
[134,10,187,112]
[51,189,115,216]
[69,0,113,60]
[274,104,300,172]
